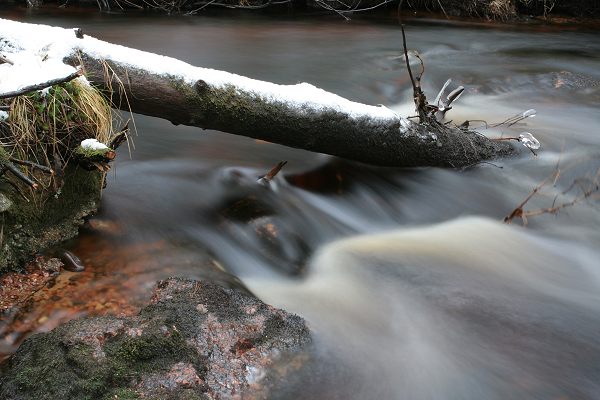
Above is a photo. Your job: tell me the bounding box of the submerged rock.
[0,277,311,399]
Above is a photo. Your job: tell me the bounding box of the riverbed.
[1,8,600,399]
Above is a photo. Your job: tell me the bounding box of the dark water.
[2,8,600,399]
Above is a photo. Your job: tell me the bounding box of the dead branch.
[0,70,82,100]
[8,158,54,175]
[491,109,537,128]
[109,122,129,150]
[400,24,428,122]
[257,161,287,186]
[1,162,39,189]
[504,165,600,225]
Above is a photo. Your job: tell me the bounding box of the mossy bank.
[0,166,103,272]
[0,77,117,273]
[4,0,600,20]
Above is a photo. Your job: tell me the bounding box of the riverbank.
[1,0,599,21]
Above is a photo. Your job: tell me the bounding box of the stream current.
[1,8,600,399]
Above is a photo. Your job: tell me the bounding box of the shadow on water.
[1,7,600,399]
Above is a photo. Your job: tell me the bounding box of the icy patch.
[81,138,108,150]
[0,110,8,121]
[518,132,540,150]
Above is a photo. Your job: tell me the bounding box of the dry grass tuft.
[488,0,516,18]
[0,77,121,192]
[407,0,526,19]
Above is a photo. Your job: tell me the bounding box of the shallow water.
[1,8,600,399]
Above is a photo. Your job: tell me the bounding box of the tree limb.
[0,70,82,100]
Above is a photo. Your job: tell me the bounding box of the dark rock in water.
[0,277,311,400]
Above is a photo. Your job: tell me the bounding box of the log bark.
[70,53,514,168]
[1,18,515,168]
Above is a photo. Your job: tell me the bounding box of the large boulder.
[0,278,311,400]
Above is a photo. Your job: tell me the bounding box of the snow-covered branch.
[0,18,515,167]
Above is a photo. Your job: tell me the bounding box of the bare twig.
[505,165,600,225]
[335,0,394,14]
[109,121,129,150]
[401,24,417,108]
[264,161,287,181]
[316,0,351,20]
[399,22,430,122]
[3,162,38,189]
[257,160,287,186]
[8,158,54,174]
[0,70,82,100]
[491,109,536,128]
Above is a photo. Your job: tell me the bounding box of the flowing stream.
[1,8,600,399]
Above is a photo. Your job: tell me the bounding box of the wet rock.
[34,256,63,274]
[0,277,311,400]
[60,251,85,272]
[0,166,103,273]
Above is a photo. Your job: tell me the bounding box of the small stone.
[42,258,63,274]
[196,304,208,314]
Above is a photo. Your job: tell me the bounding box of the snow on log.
[0,18,515,168]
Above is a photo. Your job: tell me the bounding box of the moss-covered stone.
[0,278,311,400]
[0,165,102,272]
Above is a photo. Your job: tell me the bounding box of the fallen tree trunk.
[1,18,515,168]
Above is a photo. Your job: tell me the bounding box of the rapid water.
[1,8,600,399]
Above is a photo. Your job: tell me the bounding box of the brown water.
[1,8,600,399]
